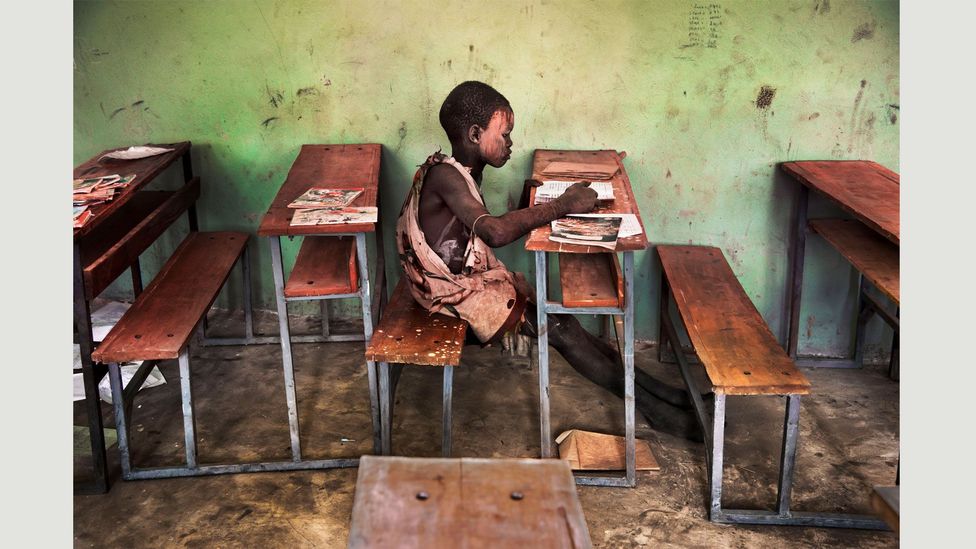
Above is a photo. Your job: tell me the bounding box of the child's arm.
[426,168,597,248]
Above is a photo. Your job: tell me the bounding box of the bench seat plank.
[870,485,899,533]
[559,253,623,308]
[92,232,248,363]
[284,236,358,298]
[365,280,467,367]
[659,245,810,395]
[809,218,899,305]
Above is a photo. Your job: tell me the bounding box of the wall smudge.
[261,117,278,127]
[851,21,876,43]
[296,87,318,97]
[807,112,820,120]
[814,0,830,15]
[267,86,284,107]
[755,86,776,109]
[109,107,126,119]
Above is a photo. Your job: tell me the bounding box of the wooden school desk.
[348,456,592,548]
[780,160,899,371]
[73,141,197,493]
[525,149,649,487]
[256,144,388,467]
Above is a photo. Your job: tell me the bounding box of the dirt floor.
[74,309,899,547]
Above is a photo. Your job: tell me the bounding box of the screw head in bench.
[134,334,141,339]
[416,491,429,501]
[743,371,751,375]
[510,491,524,501]
[167,333,174,337]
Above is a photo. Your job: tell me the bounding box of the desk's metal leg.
[622,252,636,486]
[535,251,552,458]
[320,301,331,337]
[853,277,869,366]
[269,235,302,461]
[182,150,199,232]
[241,242,254,340]
[786,185,809,358]
[130,257,143,297]
[356,233,382,455]
[178,349,198,469]
[73,242,108,493]
[889,319,900,381]
[657,264,670,363]
[108,362,132,479]
[379,362,391,455]
[709,394,727,520]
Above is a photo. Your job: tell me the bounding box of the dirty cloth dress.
[396,152,526,343]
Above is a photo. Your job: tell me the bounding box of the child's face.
[478,108,514,168]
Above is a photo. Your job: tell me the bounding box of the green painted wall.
[74,0,899,358]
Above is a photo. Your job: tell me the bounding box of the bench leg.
[178,348,199,469]
[853,277,870,367]
[378,362,391,456]
[320,300,331,337]
[355,233,382,456]
[269,235,303,461]
[535,251,552,458]
[709,394,727,520]
[108,362,133,479]
[241,241,254,341]
[786,184,809,359]
[776,395,802,515]
[443,366,454,457]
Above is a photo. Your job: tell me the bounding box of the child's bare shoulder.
[424,163,466,194]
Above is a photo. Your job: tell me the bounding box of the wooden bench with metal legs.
[365,279,468,457]
[657,245,889,530]
[92,231,263,480]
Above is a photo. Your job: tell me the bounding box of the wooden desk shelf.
[284,236,359,298]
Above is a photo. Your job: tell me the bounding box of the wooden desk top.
[348,456,592,549]
[780,160,899,245]
[73,141,191,240]
[809,218,899,304]
[257,144,381,236]
[525,150,648,253]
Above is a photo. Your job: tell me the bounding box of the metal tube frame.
[661,275,889,530]
[535,250,636,488]
[442,365,454,457]
[785,184,899,370]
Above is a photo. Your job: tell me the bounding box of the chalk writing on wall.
[685,3,722,49]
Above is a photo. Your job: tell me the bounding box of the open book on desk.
[534,181,614,204]
[549,215,622,250]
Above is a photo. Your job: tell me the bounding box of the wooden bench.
[870,485,899,533]
[365,279,468,457]
[658,245,887,529]
[349,456,592,548]
[92,231,250,480]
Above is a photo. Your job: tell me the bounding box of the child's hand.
[560,181,598,214]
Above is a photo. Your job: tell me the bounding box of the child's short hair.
[439,81,511,143]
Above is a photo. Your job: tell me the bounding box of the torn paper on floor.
[556,429,660,471]
[96,362,167,404]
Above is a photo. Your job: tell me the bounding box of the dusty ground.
[74,310,898,547]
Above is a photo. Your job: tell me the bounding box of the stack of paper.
[549,215,622,250]
[541,160,619,180]
[288,188,363,209]
[291,206,378,226]
[72,173,137,227]
[534,181,614,204]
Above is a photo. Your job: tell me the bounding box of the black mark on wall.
[261,117,278,127]
[852,21,876,42]
[266,86,284,108]
[109,107,126,119]
[814,0,830,15]
[131,100,145,107]
[296,87,318,97]
[755,86,776,109]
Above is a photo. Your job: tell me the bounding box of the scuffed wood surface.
[365,280,468,367]
[809,218,899,304]
[258,144,381,236]
[348,456,592,549]
[558,253,623,308]
[871,486,899,534]
[73,141,191,239]
[781,160,899,245]
[284,236,358,297]
[659,245,810,395]
[92,232,248,363]
[526,150,648,253]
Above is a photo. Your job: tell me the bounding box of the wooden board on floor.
[559,253,623,308]
[365,280,468,367]
[92,232,248,363]
[658,245,811,395]
[871,485,899,534]
[284,235,358,297]
[556,429,659,471]
[348,456,592,549]
[257,144,381,236]
[781,160,899,245]
[809,218,899,304]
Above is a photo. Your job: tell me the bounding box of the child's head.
[439,81,514,167]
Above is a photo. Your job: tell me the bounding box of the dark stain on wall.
[131,100,145,107]
[267,86,284,108]
[296,87,318,97]
[261,117,278,127]
[886,103,899,124]
[808,112,820,120]
[814,0,830,15]
[755,86,776,109]
[109,107,126,119]
[852,21,876,43]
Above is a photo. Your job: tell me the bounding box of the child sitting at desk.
[395,81,701,441]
